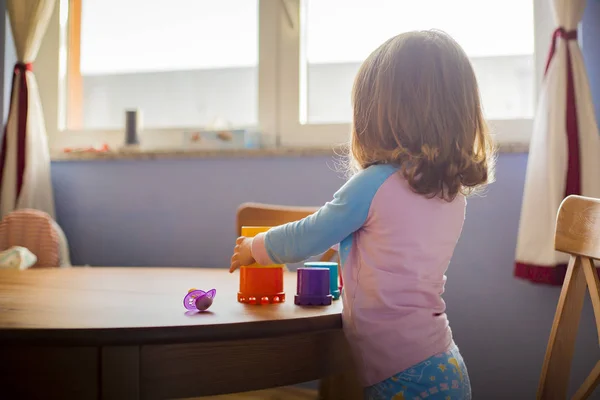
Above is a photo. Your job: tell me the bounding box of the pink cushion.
[0,209,61,268]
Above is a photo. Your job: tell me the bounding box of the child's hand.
[230,236,255,273]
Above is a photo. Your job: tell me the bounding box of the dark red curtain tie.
[554,27,578,40]
[0,61,32,203]
[13,63,33,74]
[544,28,578,75]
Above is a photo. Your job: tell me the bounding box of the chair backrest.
[538,195,600,400]
[555,195,600,260]
[0,209,69,268]
[236,203,319,236]
[236,202,338,263]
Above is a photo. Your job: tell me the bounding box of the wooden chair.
[538,195,600,400]
[236,202,362,400]
[236,202,337,263]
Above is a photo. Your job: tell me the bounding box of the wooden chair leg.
[318,370,363,400]
[581,257,600,346]
[571,257,600,400]
[537,256,587,400]
[573,361,600,400]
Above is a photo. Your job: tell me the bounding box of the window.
[68,0,258,130]
[38,0,551,149]
[303,0,534,124]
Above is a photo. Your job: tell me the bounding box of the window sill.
[50,141,529,162]
[50,146,340,162]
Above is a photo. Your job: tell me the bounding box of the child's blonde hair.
[350,30,495,201]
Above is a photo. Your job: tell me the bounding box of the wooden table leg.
[101,346,140,400]
[318,370,363,400]
[0,346,98,399]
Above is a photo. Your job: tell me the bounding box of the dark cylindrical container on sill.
[125,109,142,145]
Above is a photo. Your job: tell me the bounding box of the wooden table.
[0,267,360,400]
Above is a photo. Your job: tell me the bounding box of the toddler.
[230,30,493,400]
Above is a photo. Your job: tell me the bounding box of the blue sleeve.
[263,164,398,264]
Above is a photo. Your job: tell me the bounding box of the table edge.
[0,313,343,346]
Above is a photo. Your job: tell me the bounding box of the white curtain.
[0,0,56,218]
[515,0,600,285]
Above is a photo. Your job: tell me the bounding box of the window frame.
[276,0,552,146]
[37,0,553,152]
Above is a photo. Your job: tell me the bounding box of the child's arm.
[251,165,398,265]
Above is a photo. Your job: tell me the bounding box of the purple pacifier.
[183,288,216,311]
